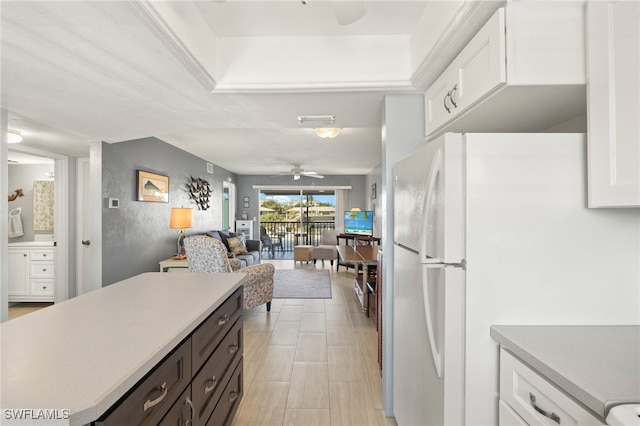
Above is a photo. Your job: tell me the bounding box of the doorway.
[5,146,69,319]
[258,188,336,251]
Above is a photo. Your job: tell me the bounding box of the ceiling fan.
[285,165,324,180]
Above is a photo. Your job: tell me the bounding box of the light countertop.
[0,272,246,426]
[8,241,54,247]
[491,325,640,419]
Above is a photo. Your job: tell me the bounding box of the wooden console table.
[336,245,378,316]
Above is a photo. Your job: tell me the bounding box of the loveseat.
[203,229,261,268]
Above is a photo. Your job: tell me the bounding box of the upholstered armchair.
[312,230,340,268]
[184,235,275,311]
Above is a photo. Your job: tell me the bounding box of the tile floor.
[232,259,396,426]
[7,302,53,320]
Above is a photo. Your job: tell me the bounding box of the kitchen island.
[1,272,246,425]
[491,325,640,423]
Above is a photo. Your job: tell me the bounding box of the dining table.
[336,244,378,316]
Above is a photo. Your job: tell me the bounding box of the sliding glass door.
[259,189,335,251]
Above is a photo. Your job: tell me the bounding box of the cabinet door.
[8,249,30,297]
[587,1,640,207]
[453,8,506,112]
[424,72,456,136]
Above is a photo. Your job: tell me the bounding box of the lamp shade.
[170,207,193,229]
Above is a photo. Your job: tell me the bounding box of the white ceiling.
[1,1,435,176]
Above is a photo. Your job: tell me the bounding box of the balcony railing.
[260,221,335,251]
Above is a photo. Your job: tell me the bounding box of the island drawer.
[499,349,604,426]
[158,386,193,426]
[206,360,243,426]
[192,319,243,425]
[192,287,243,372]
[96,337,192,426]
[30,249,54,260]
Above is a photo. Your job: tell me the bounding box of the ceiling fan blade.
[330,1,366,26]
[302,173,324,179]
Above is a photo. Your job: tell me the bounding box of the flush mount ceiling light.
[315,128,341,139]
[297,115,335,125]
[7,130,22,144]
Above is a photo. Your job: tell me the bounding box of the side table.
[159,257,189,272]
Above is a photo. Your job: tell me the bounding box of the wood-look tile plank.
[244,311,280,332]
[329,382,379,426]
[295,333,328,362]
[244,332,272,363]
[300,313,326,332]
[325,305,350,324]
[303,299,326,313]
[278,305,304,322]
[253,345,296,382]
[283,409,331,425]
[326,323,357,346]
[286,362,330,409]
[231,381,289,426]
[327,345,366,382]
[269,321,301,346]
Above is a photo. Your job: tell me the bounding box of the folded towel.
[9,211,24,238]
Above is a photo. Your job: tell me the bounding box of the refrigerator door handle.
[419,149,442,263]
[421,263,443,378]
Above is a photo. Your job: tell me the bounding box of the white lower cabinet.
[499,349,605,426]
[8,247,55,302]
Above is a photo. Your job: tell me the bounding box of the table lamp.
[170,207,193,259]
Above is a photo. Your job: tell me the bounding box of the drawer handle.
[204,375,218,394]
[143,382,167,411]
[217,314,230,326]
[443,93,451,113]
[42,268,47,272]
[228,343,239,354]
[449,84,458,108]
[228,389,239,403]
[43,253,47,257]
[185,396,195,426]
[529,392,561,424]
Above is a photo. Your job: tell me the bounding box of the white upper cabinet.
[425,2,586,139]
[586,1,640,208]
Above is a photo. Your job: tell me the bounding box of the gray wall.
[236,174,369,237]
[101,137,236,286]
[381,94,427,415]
[7,163,55,243]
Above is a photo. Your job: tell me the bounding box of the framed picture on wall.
[137,170,169,202]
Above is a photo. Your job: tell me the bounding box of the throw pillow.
[227,236,248,255]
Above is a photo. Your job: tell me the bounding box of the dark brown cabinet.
[95,287,244,426]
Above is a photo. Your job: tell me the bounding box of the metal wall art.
[187,176,212,210]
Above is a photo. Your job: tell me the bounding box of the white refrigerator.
[392,133,640,425]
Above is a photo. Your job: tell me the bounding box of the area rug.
[273,269,332,299]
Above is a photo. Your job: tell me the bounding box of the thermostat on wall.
[109,198,119,209]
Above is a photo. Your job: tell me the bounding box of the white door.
[76,158,92,295]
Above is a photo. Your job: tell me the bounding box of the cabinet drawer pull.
[204,376,218,394]
[217,314,230,326]
[185,396,195,426]
[529,392,561,424]
[443,93,451,113]
[42,268,47,272]
[228,343,239,354]
[42,253,47,257]
[228,389,239,403]
[143,382,167,411]
[449,84,458,107]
